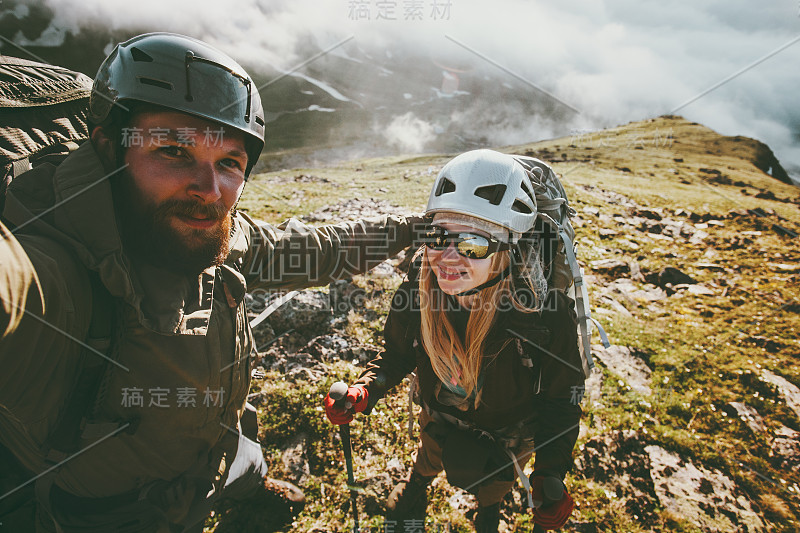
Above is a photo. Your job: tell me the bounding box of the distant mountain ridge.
[1,0,797,187]
[0,0,613,165]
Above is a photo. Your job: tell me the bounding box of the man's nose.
[188,162,222,204]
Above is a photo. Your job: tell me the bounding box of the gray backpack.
[512,155,609,378]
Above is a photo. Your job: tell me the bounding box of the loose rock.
[598,278,667,314]
[302,198,406,223]
[268,290,334,337]
[576,430,659,526]
[724,402,766,434]
[648,267,697,289]
[646,445,766,533]
[262,333,379,380]
[760,370,800,419]
[592,345,652,396]
[590,259,629,276]
[360,472,394,515]
[769,425,800,472]
[281,433,310,484]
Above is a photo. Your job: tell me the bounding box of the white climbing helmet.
[425,149,537,243]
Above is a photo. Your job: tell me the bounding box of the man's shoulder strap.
[43,270,119,459]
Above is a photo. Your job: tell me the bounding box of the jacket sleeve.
[354,280,419,411]
[517,290,584,480]
[0,230,90,470]
[0,220,43,337]
[239,212,425,291]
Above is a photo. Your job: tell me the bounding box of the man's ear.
[90,126,118,171]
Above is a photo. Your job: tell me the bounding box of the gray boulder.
[770,425,800,472]
[646,445,766,532]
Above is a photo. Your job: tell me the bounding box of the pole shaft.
[339,423,359,531]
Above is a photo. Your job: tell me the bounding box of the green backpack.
[0,54,119,525]
[0,55,92,213]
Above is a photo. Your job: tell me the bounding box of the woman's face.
[426,222,496,296]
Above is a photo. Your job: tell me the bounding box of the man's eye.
[221,158,244,171]
[159,146,185,158]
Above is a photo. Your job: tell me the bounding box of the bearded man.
[0,33,422,532]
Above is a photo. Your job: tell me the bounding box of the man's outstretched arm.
[0,220,42,338]
[238,213,426,291]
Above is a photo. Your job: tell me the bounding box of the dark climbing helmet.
[89,32,265,176]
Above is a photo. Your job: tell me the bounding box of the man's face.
[112,110,248,275]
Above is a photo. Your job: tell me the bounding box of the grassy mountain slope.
[217,115,800,532]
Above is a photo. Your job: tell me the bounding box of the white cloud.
[30,0,800,172]
[380,112,437,152]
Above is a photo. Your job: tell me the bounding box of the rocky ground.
[208,116,800,532]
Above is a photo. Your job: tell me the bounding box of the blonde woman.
[325,150,583,532]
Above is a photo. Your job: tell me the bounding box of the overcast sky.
[26,0,800,176]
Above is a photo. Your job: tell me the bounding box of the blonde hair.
[418,243,546,408]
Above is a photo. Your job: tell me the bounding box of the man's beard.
[112,174,234,276]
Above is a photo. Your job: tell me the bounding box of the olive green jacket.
[1,219,42,338]
[0,142,416,501]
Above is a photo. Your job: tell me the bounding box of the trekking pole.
[329,381,359,533]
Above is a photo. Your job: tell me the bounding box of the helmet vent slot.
[435,177,456,196]
[138,77,173,91]
[512,199,533,214]
[520,179,535,204]
[130,47,154,62]
[255,116,265,126]
[474,184,507,206]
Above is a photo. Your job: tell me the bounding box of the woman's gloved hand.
[529,475,574,530]
[323,384,369,425]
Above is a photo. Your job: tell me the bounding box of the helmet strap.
[454,264,513,297]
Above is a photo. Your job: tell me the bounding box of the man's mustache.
[156,200,229,221]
